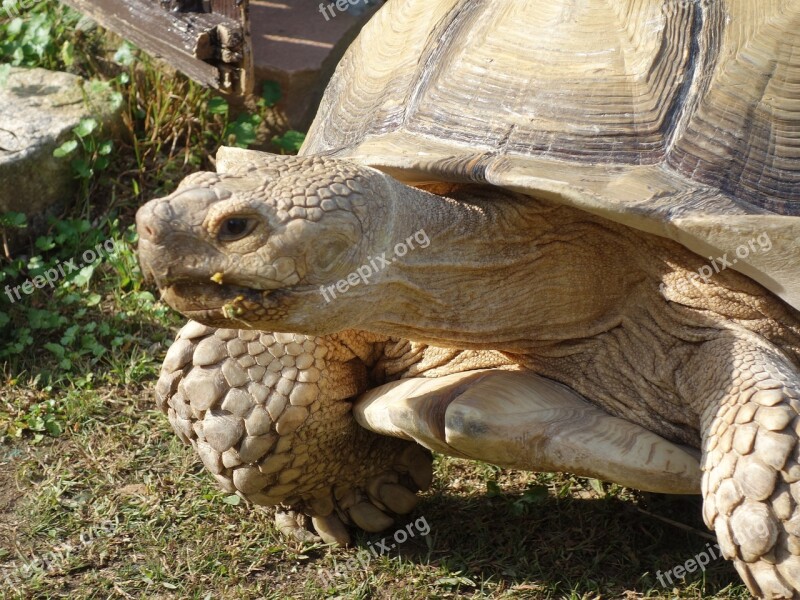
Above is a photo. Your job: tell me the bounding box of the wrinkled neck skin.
[372,182,800,354]
[373,182,644,349]
[359,181,800,446]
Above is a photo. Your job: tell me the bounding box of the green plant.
[272,129,306,154]
[205,93,265,149]
[50,76,125,211]
[18,396,64,440]
[204,81,306,152]
[116,47,246,202]
[261,80,306,153]
[206,95,262,148]
[0,214,177,441]
[0,209,26,259]
[54,117,113,176]
[0,3,100,75]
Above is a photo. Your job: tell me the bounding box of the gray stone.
[0,67,122,242]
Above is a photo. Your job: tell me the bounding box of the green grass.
[1,428,750,599]
[0,5,752,599]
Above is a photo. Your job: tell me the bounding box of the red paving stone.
[251,0,381,127]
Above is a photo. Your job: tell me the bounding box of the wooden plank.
[156,0,241,18]
[157,1,206,11]
[59,0,250,93]
[210,0,243,20]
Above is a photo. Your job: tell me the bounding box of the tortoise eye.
[218,217,255,242]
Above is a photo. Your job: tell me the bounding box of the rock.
[0,67,121,244]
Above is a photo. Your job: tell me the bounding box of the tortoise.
[136,0,800,596]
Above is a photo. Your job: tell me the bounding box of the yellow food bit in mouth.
[222,295,245,319]
[210,272,225,285]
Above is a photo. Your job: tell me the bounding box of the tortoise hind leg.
[693,335,800,598]
[354,369,701,494]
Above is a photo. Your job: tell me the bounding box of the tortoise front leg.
[690,334,800,598]
[154,321,432,544]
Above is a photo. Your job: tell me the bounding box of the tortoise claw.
[348,501,395,532]
[275,509,321,543]
[312,513,351,545]
[379,483,420,514]
[395,444,434,490]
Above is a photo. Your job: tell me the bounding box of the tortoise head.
[136,155,416,333]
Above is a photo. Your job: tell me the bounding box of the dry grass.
[0,393,750,598]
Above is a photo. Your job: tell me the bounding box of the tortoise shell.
[294,0,800,310]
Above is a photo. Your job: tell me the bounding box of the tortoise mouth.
[160,281,268,318]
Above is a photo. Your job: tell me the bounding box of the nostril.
[135,204,159,242]
[136,219,157,242]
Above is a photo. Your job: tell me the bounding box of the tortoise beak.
[135,199,172,285]
[135,195,220,289]
[136,228,157,285]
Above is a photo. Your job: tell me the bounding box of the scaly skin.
[156,318,511,543]
[139,155,800,597]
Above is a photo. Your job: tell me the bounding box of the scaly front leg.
[691,333,800,598]
[155,321,432,544]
